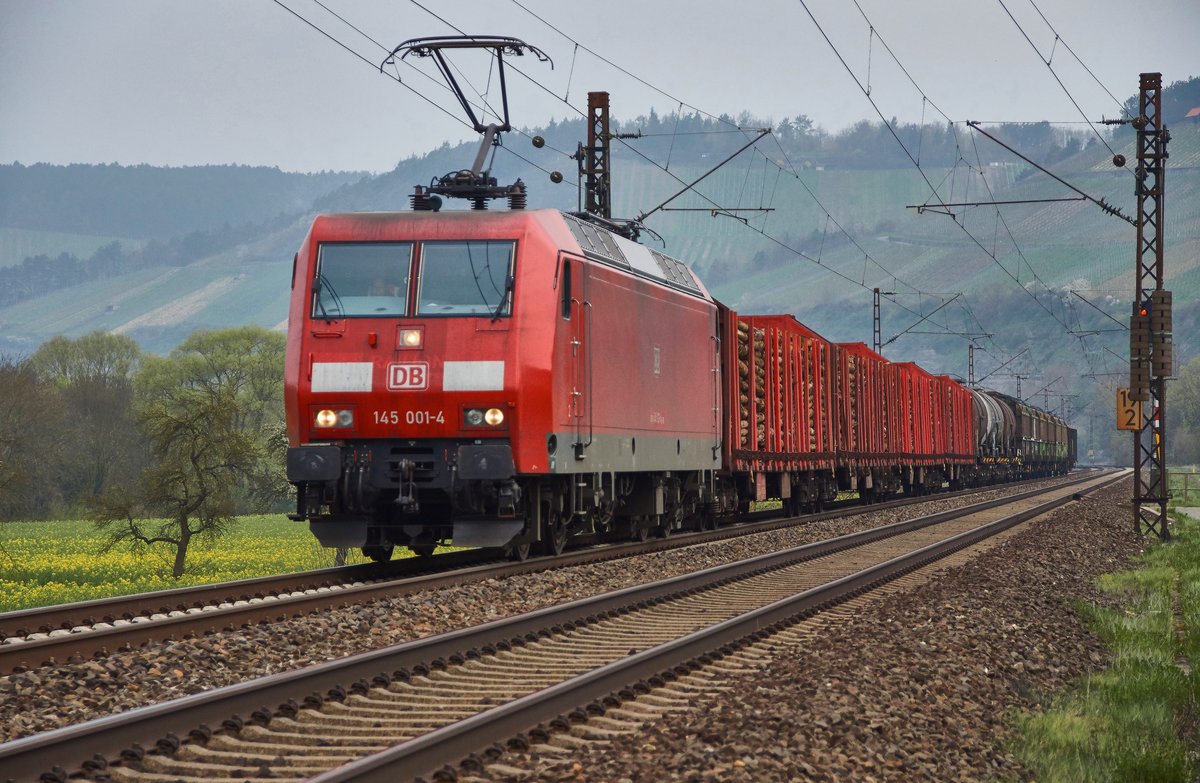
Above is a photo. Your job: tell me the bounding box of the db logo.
[387,362,429,391]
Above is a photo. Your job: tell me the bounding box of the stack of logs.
[776,338,787,451]
[806,344,816,451]
[736,321,767,448]
[846,355,858,449]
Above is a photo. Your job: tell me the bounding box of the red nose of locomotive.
[283,214,542,553]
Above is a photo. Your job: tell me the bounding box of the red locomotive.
[284,208,1075,560]
[285,208,724,559]
[284,43,1072,560]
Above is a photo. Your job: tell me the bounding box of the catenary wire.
[993,0,1126,164]
[281,0,1011,355]
[796,0,1088,344]
[503,0,955,310]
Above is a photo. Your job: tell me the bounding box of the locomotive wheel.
[506,540,532,561]
[544,510,568,556]
[362,544,393,563]
[411,543,436,557]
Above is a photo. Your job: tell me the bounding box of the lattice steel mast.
[1130,72,1172,540]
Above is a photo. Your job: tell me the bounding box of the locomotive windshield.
[313,242,412,318]
[417,240,515,317]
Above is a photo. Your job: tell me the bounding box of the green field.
[0,515,370,613]
[0,226,143,268]
[1171,470,1200,506]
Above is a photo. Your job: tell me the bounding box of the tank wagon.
[285,208,1075,560]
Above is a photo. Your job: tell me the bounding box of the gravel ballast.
[474,479,1145,782]
[0,475,1134,775]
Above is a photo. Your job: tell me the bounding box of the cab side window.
[560,260,572,320]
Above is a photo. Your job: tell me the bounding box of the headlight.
[463,407,505,427]
[399,328,423,348]
[315,408,353,428]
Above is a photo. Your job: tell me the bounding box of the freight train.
[284,207,1076,561]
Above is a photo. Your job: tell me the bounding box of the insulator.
[411,189,430,211]
[471,196,488,211]
[508,185,527,210]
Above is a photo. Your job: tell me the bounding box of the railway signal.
[1130,72,1171,540]
[1129,301,1151,400]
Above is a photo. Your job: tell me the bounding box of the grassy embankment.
[0,515,369,613]
[1010,497,1200,781]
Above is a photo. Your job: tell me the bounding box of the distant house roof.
[1186,107,1200,118]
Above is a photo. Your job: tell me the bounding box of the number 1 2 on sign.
[1116,387,1144,431]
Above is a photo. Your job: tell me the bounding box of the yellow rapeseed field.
[0,515,368,612]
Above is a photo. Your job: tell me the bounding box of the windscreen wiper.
[491,275,514,322]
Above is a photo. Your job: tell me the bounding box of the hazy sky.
[1,0,1196,173]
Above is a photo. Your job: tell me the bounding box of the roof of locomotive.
[556,212,709,299]
[307,208,712,301]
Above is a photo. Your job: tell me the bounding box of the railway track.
[0,469,1123,782]
[0,474,1088,675]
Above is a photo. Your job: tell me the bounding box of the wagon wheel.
[634,517,651,543]
[362,544,393,563]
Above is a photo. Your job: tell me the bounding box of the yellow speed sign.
[1116,387,1144,431]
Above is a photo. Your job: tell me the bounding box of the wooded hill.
[1,76,1197,464]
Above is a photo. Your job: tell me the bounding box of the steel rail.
[0,552,486,639]
[316,469,1127,783]
[0,470,1120,782]
[3,471,1089,637]
[0,474,1085,674]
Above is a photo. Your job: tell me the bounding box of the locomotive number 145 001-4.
[373,410,445,426]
